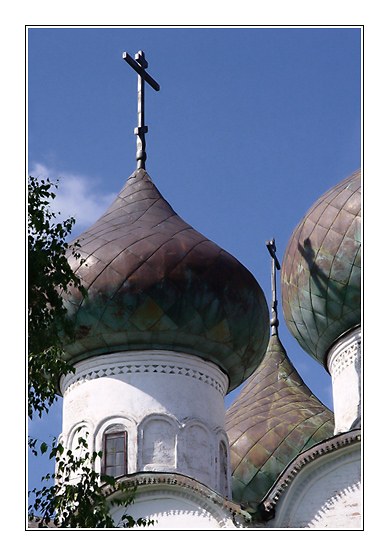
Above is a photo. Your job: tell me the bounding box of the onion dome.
[281,170,361,366]
[226,334,334,506]
[62,169,270,392]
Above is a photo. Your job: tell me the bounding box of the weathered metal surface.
[281,169,361,366]
[226,334,334,506]
[62,169,269,392]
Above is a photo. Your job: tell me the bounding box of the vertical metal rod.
[136,66,146,169]
[266,238,281,336]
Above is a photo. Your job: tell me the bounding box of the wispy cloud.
[29,162,116,236]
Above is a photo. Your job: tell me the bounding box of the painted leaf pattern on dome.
[281,170,361,366]
[226,334,334,505]
[62,169,269,392]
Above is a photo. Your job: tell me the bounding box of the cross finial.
[123,51,160,170]
[266,238,281,336]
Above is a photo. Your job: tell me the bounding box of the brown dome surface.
[226,334,334,505]
[62,169,270,392]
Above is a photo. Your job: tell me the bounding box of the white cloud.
[29,162,116,235]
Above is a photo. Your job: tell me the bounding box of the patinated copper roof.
[62,169,269,391]
[281,169,361,366]
[226,334,334,505]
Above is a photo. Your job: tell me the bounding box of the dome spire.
[123,50,160,170]
[266,238,281,336]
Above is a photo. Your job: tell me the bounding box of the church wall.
[327,327,361,434]
[59,350,231,496]
[270,442,361,529]
[107,477,248,529]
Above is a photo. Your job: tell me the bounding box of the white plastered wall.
[107,481,247,529]
[327,327,361,434]
[270,442,361,529]
[59,350,231,496]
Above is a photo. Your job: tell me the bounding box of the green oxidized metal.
[281,170,361,366]
[226,334,334,505]
[62,169,269,392]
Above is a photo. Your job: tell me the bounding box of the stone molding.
[105,472,250,528]
[262,429,361,513]
[327,327,361,380]
[269,433,361,528]
[60,350,229,397]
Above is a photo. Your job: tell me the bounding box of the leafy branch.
[28,176,151,528]
[28,176,87,419]
[28,435,154,528]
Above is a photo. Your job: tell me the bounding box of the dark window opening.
[103,431,127,477]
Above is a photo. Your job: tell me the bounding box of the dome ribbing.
[62,169,270,392]
[226,334,334,505]
[280,170,361,366]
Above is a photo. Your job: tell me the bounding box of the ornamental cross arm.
[122,51,160,170]
[266,238,281,270]
[122,51,160,92]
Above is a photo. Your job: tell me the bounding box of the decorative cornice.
[104,471,250,524]
[60,350,229,397]
[327,326,361,380]
[261,429,361,513]
[325,325,361,375]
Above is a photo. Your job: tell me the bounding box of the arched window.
[103,428,127,478]
[218,441,229,497]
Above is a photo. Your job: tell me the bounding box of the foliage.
[28,176,87,418]
[28,434,154,528]
[28,177,150,528]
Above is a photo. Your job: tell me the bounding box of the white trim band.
[60,350,229,397]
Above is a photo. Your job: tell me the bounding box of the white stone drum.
[59,350,231,497]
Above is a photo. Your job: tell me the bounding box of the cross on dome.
[266,238,281,336]
[123,50,160,170]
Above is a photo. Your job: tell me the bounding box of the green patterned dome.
[281,170,361,366]
[62,169,269,392]
[226,334,334,506]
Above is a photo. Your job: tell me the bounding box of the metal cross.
[123,51,160,170]
[266,238,281,336]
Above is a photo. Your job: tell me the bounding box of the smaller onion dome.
[226,334,334,506]
[281,170,361,366]
[62,169,270,392]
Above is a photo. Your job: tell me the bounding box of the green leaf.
[40,441,48,455]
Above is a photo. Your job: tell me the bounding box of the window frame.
[102,429,127,478]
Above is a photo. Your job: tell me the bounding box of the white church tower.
[58,51,270,529]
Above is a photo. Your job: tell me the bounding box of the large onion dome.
[62,169,269,392]
[226,334,334,506]
[281,170,361,366]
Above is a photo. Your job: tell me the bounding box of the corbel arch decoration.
[66,420,94,453]
[181,418,214,486]
[95,415,137,477]
[57,421,94,482]
[210,428,232,497]
[138,413,180,472]
[217,439,230,498]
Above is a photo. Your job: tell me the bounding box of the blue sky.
[27,26,361,500]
